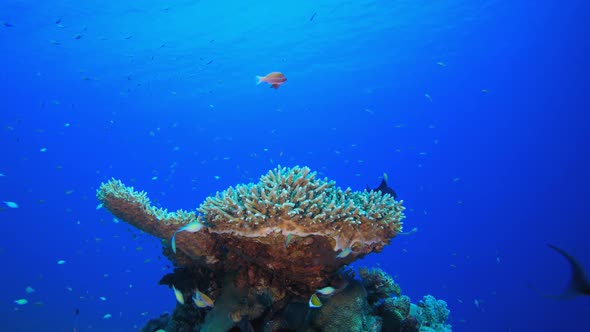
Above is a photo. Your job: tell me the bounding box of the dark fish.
[74,308,79,315]
[55,19,61,24]
[206,60,213,65]
[367,173,397,199]
[309,12,317,21]
[539,244,590,299]
[2,22,14,27]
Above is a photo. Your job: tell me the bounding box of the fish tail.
[255,76,263,85]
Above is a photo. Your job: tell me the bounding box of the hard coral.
[97,166,404,294]
[376,296,411,332]
[414,295,452,332]
[307,281,381,332]
[198,165,404,252]
[359,267,402,305]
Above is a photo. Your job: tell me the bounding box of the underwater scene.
[1,0,589,331]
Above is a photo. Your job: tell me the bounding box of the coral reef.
[136,268,451,332]
[359,267,402,305]
[377,296,411,331]
[96,166,452,331]
[97,166,404,294]
[412,295,452,332]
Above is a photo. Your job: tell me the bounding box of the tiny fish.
[309,293,322,308]
[309,12,317,21]
[171,220,206,254]
[25,286,35,294]
[103,313,112,319]
[2,22,14,27]
[172,285,184,304]
[336,247,352,258]
[316,286,335,295]
[192,293,207,308]
[14,299,28,305]
[171,233,177,253]
[180,221,205,233]
[194,290,214,308]
[285,233,293,248]
[3,201,18,208]
[256,72,287,89]
[57,260,66,265]
[424,94,432,102]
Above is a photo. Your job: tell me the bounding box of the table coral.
[97,166,404,295]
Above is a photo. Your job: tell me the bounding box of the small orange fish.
[256,72,287,89]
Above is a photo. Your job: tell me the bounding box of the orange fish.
[256,72,287,89]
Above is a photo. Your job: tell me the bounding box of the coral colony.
[97,166,452,331]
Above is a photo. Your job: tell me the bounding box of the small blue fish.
[171,220,205,254]
[336,247,352,258]
[171,232,177,253]
[3,201,18,208]
[316,286,335,296]
[179,221,205,233]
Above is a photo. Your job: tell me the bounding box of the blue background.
[1,0,589,331]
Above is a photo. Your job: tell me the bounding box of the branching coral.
[198,165,404,252]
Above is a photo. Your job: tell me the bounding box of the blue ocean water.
[1,0,589,330]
